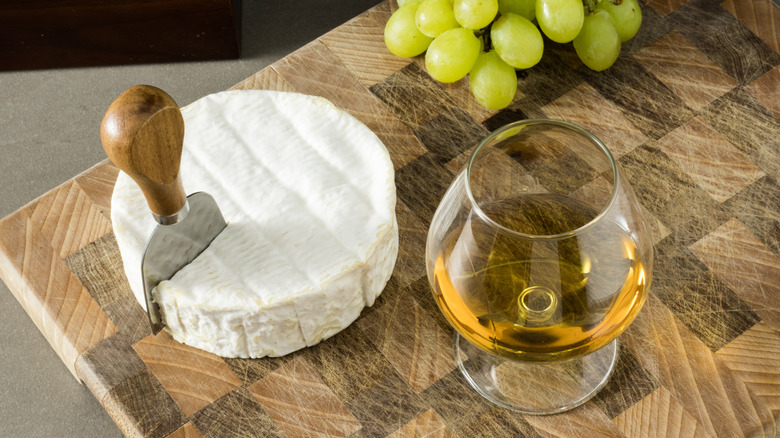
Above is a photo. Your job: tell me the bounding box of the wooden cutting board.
[1,0,779,436]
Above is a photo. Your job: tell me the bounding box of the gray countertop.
[0,1,379,436]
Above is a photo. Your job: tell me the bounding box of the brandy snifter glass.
[426,119,653,414]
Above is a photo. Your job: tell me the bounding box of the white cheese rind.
[111,90,398,358]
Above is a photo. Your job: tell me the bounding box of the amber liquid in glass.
[432,194,647,362]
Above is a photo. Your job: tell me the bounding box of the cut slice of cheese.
[111,90,398,358]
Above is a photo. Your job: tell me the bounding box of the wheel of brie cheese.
[111,90,398,358]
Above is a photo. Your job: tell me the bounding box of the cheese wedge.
[111,90,398,358]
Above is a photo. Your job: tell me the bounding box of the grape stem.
[582,0,622,14]
[479,20,494,52]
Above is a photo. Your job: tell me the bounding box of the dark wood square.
[653,271,761,352]
[346,372,428,437]
[66,232,152,344]
[76,334,147,401]
[64,232,132,309]
[419,367,495,432]
[723,176,780,240]
[702,87,780,157]
[362,274,403,315]
[456,406,543,438]
[753,139,780,184]
[482,108,530,133]
[103,370,186,438]
[653,185,731,247]
[414,107,489,164]
[591,345,661,419]
[191,387,284,438]
[583,57,694,140]
[650,236,710,299]
[699,20,780,85]
[765,222,780,260]
[393,200,430,289]
[620,2,674,55]
[404,275,453,334]
[618,145,700,216]
[509,138,600,195]
[370,62,457,130]
[303,323,395,403]
[395,153,455,224]
[515,50,582,109]
[102,293,152,345]
[667,0,738,45]
[223,354,292,387]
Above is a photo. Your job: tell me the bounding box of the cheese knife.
[100,85,227,335]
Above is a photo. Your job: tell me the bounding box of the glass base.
[454,333,618,415]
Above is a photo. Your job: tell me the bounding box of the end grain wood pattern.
[1,0,779,436]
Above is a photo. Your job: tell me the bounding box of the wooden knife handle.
[100,85,186,218]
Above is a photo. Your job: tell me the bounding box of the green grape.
[425,27,482,82]
[416,0,459,38]
[573,10,621,71]
[596,0,642,42]
[535,0,584,43]
[453,0,499,30]
[497,0,535,21]
[469,51,518,110]
[396,0,413,6]
[491,13,543,69]
[384,2,433,57]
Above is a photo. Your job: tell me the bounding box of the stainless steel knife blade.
[142,192,227,334]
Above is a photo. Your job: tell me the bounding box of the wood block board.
[1,1,779,436]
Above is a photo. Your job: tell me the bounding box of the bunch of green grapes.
[384,0,642,110]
